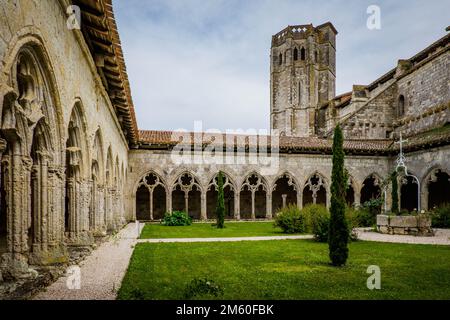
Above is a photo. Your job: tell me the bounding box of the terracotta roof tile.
[138,130,393,154]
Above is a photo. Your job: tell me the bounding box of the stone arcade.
[0,0,449,282]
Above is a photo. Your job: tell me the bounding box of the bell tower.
[270,22,337,137]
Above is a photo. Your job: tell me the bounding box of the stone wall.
[0,0,128,276]
[126,149,391,220]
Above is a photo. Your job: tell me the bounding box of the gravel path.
[34,223,142,300]
[355,228,450,245]
[138,235,313,243]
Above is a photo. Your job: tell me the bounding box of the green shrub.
[360,199,383,226]
[350,207,373,227]
[274,204,306,234]
[161,211,192,226]
[306,205,330,242]
[184,278,224,299]
[431,204,450,228]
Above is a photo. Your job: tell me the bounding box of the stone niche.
[376,215,434,236]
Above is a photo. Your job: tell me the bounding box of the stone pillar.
[421,182,428,211]
[166,189,172,214]
[297,191,302,209]
[234,192,240,220]
[0,150,33,278]
[251,191,256,220]
[282,194,287,208]
[200,190,207,220]
[266,193,272,219]
[97,186,106,234]
[149,188,154,220]
[326,186,331,209]
[184,191,189,216]
[354,191,361,208]
[384,184,392,214]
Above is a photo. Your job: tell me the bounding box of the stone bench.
[376,215,434,236]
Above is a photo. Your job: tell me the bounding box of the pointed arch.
[135,170,168,221]
[206,172,236,220]
[360,173,382,204]
[293,47,298,61]
[0,38,67,267]
[300,47,306,61]
[272,172,298,214]
[422,167,450,210]
[171,171,202,219]
[92,128,105,184]
[302,172,327,207]
[240,172,268,220]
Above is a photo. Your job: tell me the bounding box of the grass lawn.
[118,240,450,300]
[139,222,299,239]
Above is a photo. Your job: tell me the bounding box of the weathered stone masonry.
[0,1,449,283]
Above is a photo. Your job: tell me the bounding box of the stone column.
[266,193,272,219]
[354,191,361,208]
[326,186,331,209]
[200,190,207,220]
[297,191,302,209]
[234,192,240,220]
[97,186,106,234]
[166,189,172,214]
[251,190,256,220]
[282,194,287,208]
[184,191,189,216]
[421,182,428,211]
[1,150,33,278]
[149,188,154,220]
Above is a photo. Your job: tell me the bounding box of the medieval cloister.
[0,0,449,281]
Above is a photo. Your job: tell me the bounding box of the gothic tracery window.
[300,47,306,61]
[397,95,405,117]
[302,173,327,206]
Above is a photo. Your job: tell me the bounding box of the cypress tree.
[328,125,349,266]
[216,171,225,229]
[391,170,399,215]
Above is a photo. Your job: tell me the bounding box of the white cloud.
[114,0,449,131]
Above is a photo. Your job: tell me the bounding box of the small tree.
[391,170,399,215]
[328,125,349,266]
[216,171,225,229]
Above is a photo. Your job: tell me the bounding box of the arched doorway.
[272,173,297,215]
[303,173,327,207]
[135,172,167,221]
[0,43,66,269]
[172,172,202,220]
[360,174,381,204]
[90,130,105,235]
[65,103,89,242]
[136,185,150,220]
[427,169,450,209]
[240,173,267,220]
[400,175,419,212]
[206,173,235,219]
[346,177,356,207]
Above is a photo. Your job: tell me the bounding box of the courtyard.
[32,221,450,300]
[118,239,450,300]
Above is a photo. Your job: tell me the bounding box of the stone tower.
[270,22,337,137]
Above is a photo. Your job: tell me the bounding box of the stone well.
[376,215,434,236]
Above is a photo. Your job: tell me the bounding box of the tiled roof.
[138,130,393,154]
[75,0,138,145]
[138,125,450,155]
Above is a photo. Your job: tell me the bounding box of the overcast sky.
[114,0,449,132]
